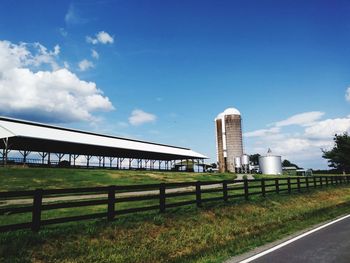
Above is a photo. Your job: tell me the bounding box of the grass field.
[0,167,349,262]
[0,167,236,191]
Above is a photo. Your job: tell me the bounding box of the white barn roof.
[0,117,207,160]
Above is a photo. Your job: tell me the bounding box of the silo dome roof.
[215,107,241,120]
[223,107,241,115]
[216,112,225,120]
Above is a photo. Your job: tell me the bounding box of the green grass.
[0,167,236,191]
[1,186,350,263]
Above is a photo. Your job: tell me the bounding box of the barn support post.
[47,152,51,166]
[103,157,105,168]
[73,154,79,167]
[2,138,9,166]
[55,153,64,163]
[145,159,149,170]
[129,158,133,170]
[69,154,72,165]
[159,160,162,171]
[19,150,30,164]
[0,149,3,166]
[86,155,92,168]
[109,157,114,168]
[38,152,48,165]
[138,159,142,169]
[116,158,119,169]
[152,160,156,171]
[120,158,125,169]
[186,159,189,172]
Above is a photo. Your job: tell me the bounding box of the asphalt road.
[250,216,350,263]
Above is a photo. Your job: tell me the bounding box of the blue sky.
[0,0,349,169]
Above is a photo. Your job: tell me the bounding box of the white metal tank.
[242,154,249,166]
[259,149,282,175]
[234,156,241,168]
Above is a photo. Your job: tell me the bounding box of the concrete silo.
[215,108,243,173]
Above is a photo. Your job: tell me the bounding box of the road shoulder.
[226,213,350,263]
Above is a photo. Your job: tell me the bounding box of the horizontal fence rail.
[0,175,349,232]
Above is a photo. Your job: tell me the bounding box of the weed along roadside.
[0,175,349,232]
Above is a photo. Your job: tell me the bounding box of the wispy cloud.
[64,4,87,25]
[78,59,94,71]
[129,109,157,126]
[59,27,68,37]
[91,49,99,59]
[86,31,114,45]
[346,87,350,102]
[244,127,280,138]
[274,111,325,127]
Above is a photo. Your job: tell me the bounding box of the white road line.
[239,214,350,263]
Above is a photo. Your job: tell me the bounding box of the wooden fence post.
[326,176,329,186]
[275,178,279,194]
[261,178,266,197]
[320,177,323,188]
[107,186,116,221]
[32,189,43,232]
[223,181,228,202]
[297,178,301,193]
[287,178,291,194]
[244,179,249,200]
[306,177,309,191]
[313,177,317,188]
[160,183,166,213]
[347,176,350,184]
[196,181,202,207]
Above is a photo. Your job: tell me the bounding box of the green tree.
[322,133,350,174]
[282,159,299,169]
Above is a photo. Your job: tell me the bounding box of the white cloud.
[0,41,61,71]
[86,31,114,45]
[244,127,280,138]
[129,109,157,126]
[304,117,350,139]
[0,39,114,123]
[346,87,350,102]
[245,111,350,169]
[274,111,325,127]
[78,59,94,71]
[91,49,99,59]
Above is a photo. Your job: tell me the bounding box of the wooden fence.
[0,175,349,232]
